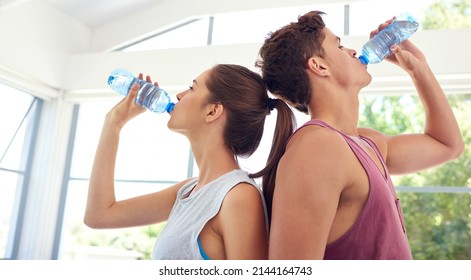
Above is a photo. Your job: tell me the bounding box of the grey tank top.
[152,169,268,259]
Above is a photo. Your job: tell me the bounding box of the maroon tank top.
[293,120,412,260]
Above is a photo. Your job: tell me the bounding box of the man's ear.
[205,103,224,123]
[307,57,329,76]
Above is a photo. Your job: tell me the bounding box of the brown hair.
[252,11,326,222]
[207,64,296,222]
[256,10,326,114]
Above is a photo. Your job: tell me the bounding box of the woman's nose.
[176,90,187,101]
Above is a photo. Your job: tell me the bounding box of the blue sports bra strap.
[197,236,211,260]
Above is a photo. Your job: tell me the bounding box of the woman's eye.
[188,86,194,91]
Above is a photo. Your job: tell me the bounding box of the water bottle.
[358,13,419,65]
[107,68,175,113]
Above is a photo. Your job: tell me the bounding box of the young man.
[255,11,464,259]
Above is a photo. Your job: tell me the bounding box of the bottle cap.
[358,55,369,65]
[166,102,175,113]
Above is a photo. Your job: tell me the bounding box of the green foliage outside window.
[359,94,471,259]
[359,0,471,259]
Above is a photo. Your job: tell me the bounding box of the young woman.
[84,64,295,260]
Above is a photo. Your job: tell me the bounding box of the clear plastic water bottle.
[107,68,175,113]
[359,13,419,65]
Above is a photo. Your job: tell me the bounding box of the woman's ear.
[205,103,224,123]
[307,57,329,76]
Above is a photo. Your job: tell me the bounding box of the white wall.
[62,28,471,101]
[2,0,470,101]
[0,0,91,99]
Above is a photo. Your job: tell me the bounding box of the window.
[60,99,191,259]
[120,18,211,52]
[359,93,471,259]
[0,83,41,259]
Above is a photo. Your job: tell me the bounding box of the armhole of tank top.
[195,175,261,261]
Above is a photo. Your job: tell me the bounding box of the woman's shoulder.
[220,181,265,220]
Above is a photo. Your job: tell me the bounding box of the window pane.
[0,84,34,170]
[358,92,470,260]
[348,0,457,36]
[70,99,191,181]
[64,97,205,260]
[212,3,344,45]
[0,83,36,259]
[60,179,169,260]
[398,191,471,259]
[121,18,210,52]
[0,170,23,259]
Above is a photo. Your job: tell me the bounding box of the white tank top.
[152,169,267,259]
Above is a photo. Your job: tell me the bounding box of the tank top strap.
[359,136,390,179]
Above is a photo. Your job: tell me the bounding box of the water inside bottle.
[108,68,174,113]
[108,73,135,95]
[134,80,173,113]
[393,20,419,39]
[136,81,160,109]
[359,19,419,64]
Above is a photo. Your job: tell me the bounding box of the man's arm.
[362,42,464,175]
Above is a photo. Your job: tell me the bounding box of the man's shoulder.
[287,124,349,152]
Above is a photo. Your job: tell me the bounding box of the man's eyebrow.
[336,36,341,44]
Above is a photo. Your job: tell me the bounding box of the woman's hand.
[105,73,159,129]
